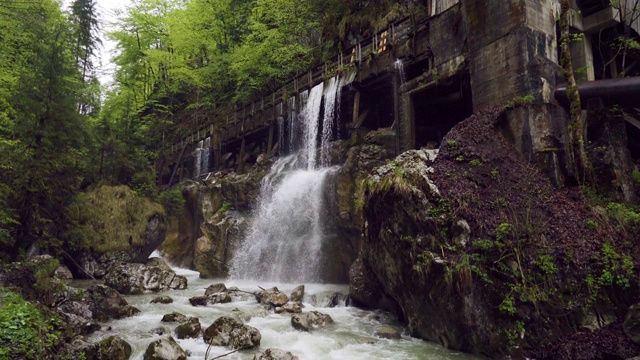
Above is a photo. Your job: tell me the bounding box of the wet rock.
[194,210,247,279]
[189,295,209,306]
[151,295,174,304]
[253,348,300,360]
[326,292,346,308]
[258,287,289,307]
[143,336,187,360]
[57,299,101,335]
[83,336,132,360]
[289,285,304,302]
[624,305,640,344]
[283,302,302,313]
[209,292,232,304]
[54,265,73,280]
[274,307,285,314]
[203,316,261,349]
[162,312,187,323]
[104,263,187,294]
[174,317,201,339]
[86,285,140,321]
[374,325,402,339]
[205,283,228,296]
[291,311,334,332]
[451,219,471,248]
[146,257,172,271]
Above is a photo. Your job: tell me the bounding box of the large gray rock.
[86,285,140,321]
[69,185,167,279]
[151,295,174,304]
[83,336,132,360]
[203,316,261,349]
[205,283,228,296]
[291,311,334,332]
[104,263,187,294]
[143,337,187,360]
[162,312,187,323]
[258,287,289,307]
[253,348,299,360]
[174,317,201,339]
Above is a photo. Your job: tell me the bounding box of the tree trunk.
[559,0,593,185]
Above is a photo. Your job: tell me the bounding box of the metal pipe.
[555,77,640,108]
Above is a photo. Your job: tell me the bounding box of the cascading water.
[230,80,340,282]
[321,76,342,166]
[193,138,211,178]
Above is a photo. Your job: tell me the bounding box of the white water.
[193,137,211,178]
[84,268,481,360]
[231,79,344,283]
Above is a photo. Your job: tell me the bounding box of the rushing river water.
[84,267,481,360]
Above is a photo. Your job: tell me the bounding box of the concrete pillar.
[569,32,595,82]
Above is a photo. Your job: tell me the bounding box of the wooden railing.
[167,7,437,157]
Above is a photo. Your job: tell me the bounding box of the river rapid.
[82,267,481,360]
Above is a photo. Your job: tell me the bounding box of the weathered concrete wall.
[464,0,560,108]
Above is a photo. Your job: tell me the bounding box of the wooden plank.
[624,114,640,131]
[168,142,188,187]
[237,137,246,173]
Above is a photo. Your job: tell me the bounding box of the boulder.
[104,263,187,294]
[195,210,246,278]
[289,285,304,302]
[189,296,208,306]
[54,265,73,280]
[291,311,334,332]
[205,283,228,296]
[274,307,285,314]
[624,305,640,345]
[209,292,232,304]
[146,257,172,271]
[374,325,402,339]
[283,302,302,313]
[86,285,140,321]
[203,316,261,349]
[68,185,167,279]
[326,292,346,308]
[253,348,300,360]
[174,317,202,339]
[83,336,132,360]
[143,337,187,360]
[150,327,169,336]
[57,299,101,336]
[162,312,187,323]
[258,287,289,307]
[151,296,174,304]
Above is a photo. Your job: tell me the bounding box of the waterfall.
[321,77,342,166]
[287,96,297,154]
[394,58,406,84]
[193,138,211,178]
[230,80,341,282]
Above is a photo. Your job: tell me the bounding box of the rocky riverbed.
[81,266,481,360]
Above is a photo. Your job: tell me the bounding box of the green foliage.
[490,167,499,180]
[499,294,517,315]
[446,139,458,148]
[505,94,535,108]
[584,218,598,229]
[0,288,62,360]
[469,158,482,167]
[632,168,640,184]
[217,201,234,216]
[158,188,185,218]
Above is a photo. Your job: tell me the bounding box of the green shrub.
[0,288,61,360]
[158,188,185,218]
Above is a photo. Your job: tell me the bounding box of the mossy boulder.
[67,185,167,278]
